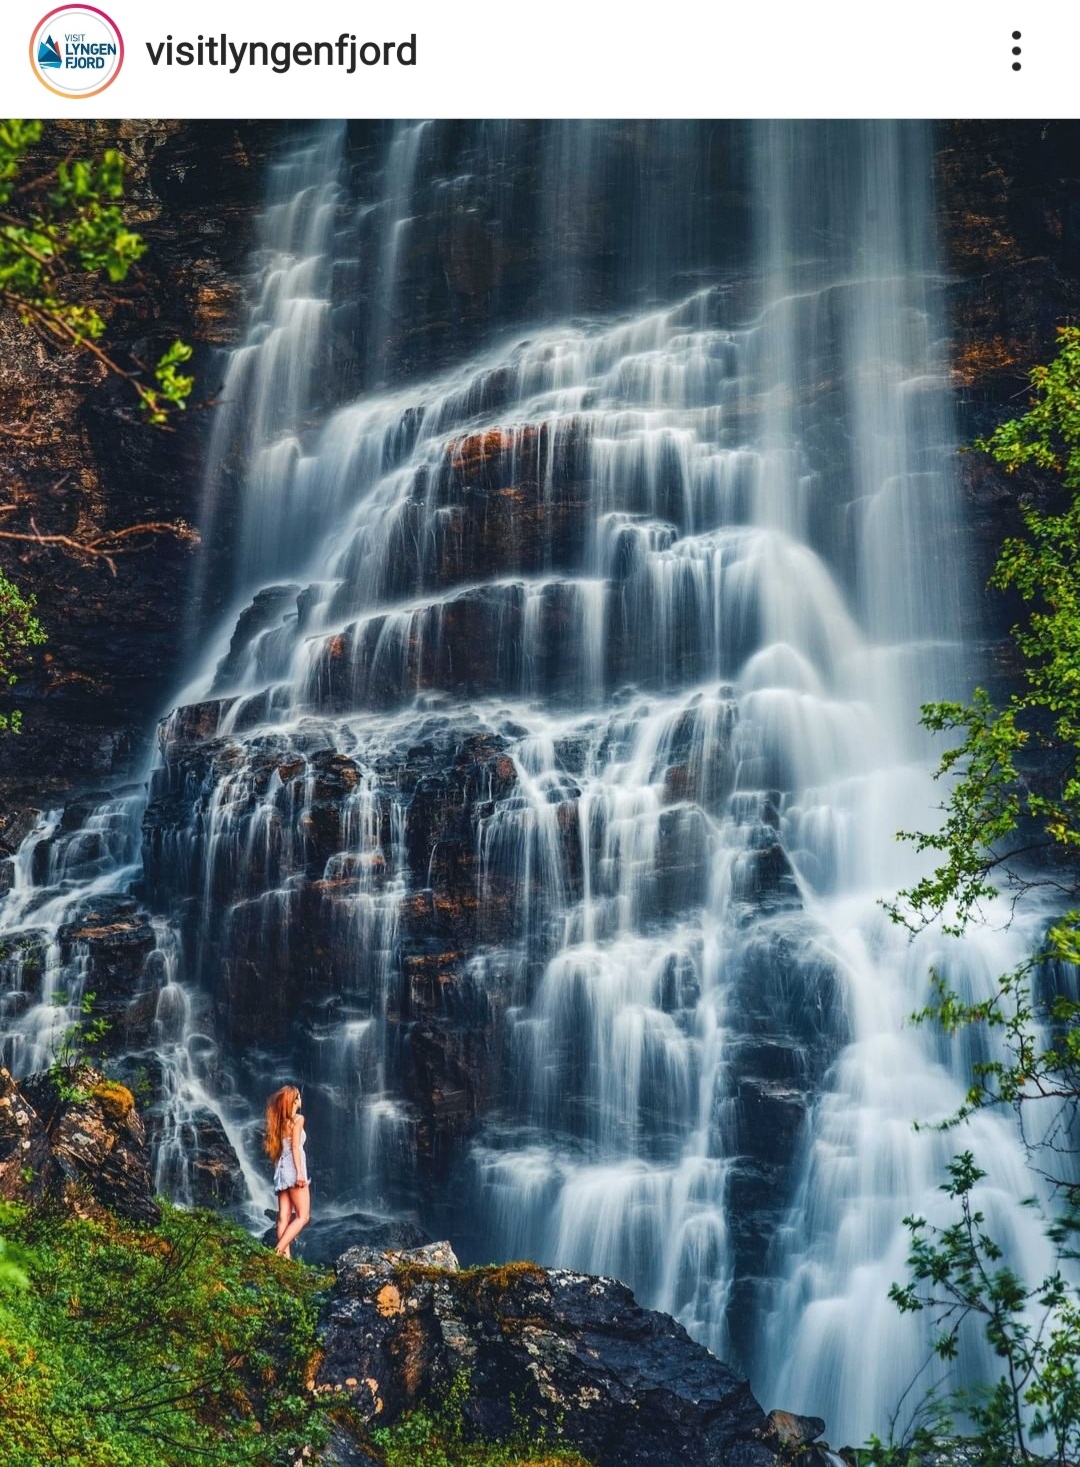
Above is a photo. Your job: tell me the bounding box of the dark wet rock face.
[259,1211,432,1266]
[139,709,530,1203]
[102,1048,248,1213]
[158,1105,247,1210]
[57,897,159,1039]
[317,1245,835,1467]
[0,931,48,1023]
[213,584,303,691]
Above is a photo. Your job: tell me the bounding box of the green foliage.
[372,1370,592,1467]
[48,989,112,1099]
[0,1200,329,1466]
[856,1156,1080,1467]
[872,328,1080,1464]
[0,119,194,423]
[0,571,45,735]
[975,327,1080,489]
[892,689,1028,939]
[152,338,195,418]
[856,1418,952,1466]
[0,1204,31,1293]
[887,325,1080,1133]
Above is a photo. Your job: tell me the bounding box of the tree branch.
[0,518,199,576]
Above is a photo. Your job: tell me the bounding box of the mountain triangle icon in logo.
[38,35,62,69]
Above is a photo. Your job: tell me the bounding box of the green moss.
[462,1261,548,1291]
[90,1079,135,1119]
[375,1416,592,1467]
[394,1259,548,1299]
[0,1199,331,1465]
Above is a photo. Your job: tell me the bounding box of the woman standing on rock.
[265,1084,310,1258]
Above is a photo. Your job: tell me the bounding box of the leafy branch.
[0,119,195,425]
[882,1154,1080,1467]
[885,327,1080,1152]
[870,327,1080,1464]
[0,119,205,735]
[49,989,111,1101]
[0,569,45,733]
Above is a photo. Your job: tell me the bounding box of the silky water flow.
[0,121,1061,1443]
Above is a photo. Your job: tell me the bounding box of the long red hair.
[264,1085,300,1163]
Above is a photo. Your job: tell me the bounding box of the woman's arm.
[290,1113,307,1185]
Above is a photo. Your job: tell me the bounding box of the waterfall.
[187,122,347,636]
[0,121,1062,1444]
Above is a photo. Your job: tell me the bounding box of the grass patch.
[0,1199,332,1466]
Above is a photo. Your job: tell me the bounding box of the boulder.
[19,1067,161,1224]
[316,1246,837,1467]
[764,1410,826,1448]
[318,1425,382,1467]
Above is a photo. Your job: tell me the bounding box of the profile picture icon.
[29,5,124,98]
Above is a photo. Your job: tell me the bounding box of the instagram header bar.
[5,2,1077,118]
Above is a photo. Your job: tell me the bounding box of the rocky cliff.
[0,120,282,807]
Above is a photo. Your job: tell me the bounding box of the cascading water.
[0,125,351,1212]
[0,120,1064,1444]
[188,121,347,633]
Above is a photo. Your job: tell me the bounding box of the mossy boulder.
[317,1244,837,1467]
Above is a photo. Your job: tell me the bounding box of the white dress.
[273,1124,308,1192]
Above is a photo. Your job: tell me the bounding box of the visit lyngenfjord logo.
[37,34,63,68]
[30,6,124,97]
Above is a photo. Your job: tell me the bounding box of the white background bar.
[2,1,1074,119]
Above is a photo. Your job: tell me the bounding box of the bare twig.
[14,147,79,197]
[1,291,174,426]
[0,518,199,575]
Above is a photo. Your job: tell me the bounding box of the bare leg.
[276,1190,294,1256]
[274,1182,311,1257]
